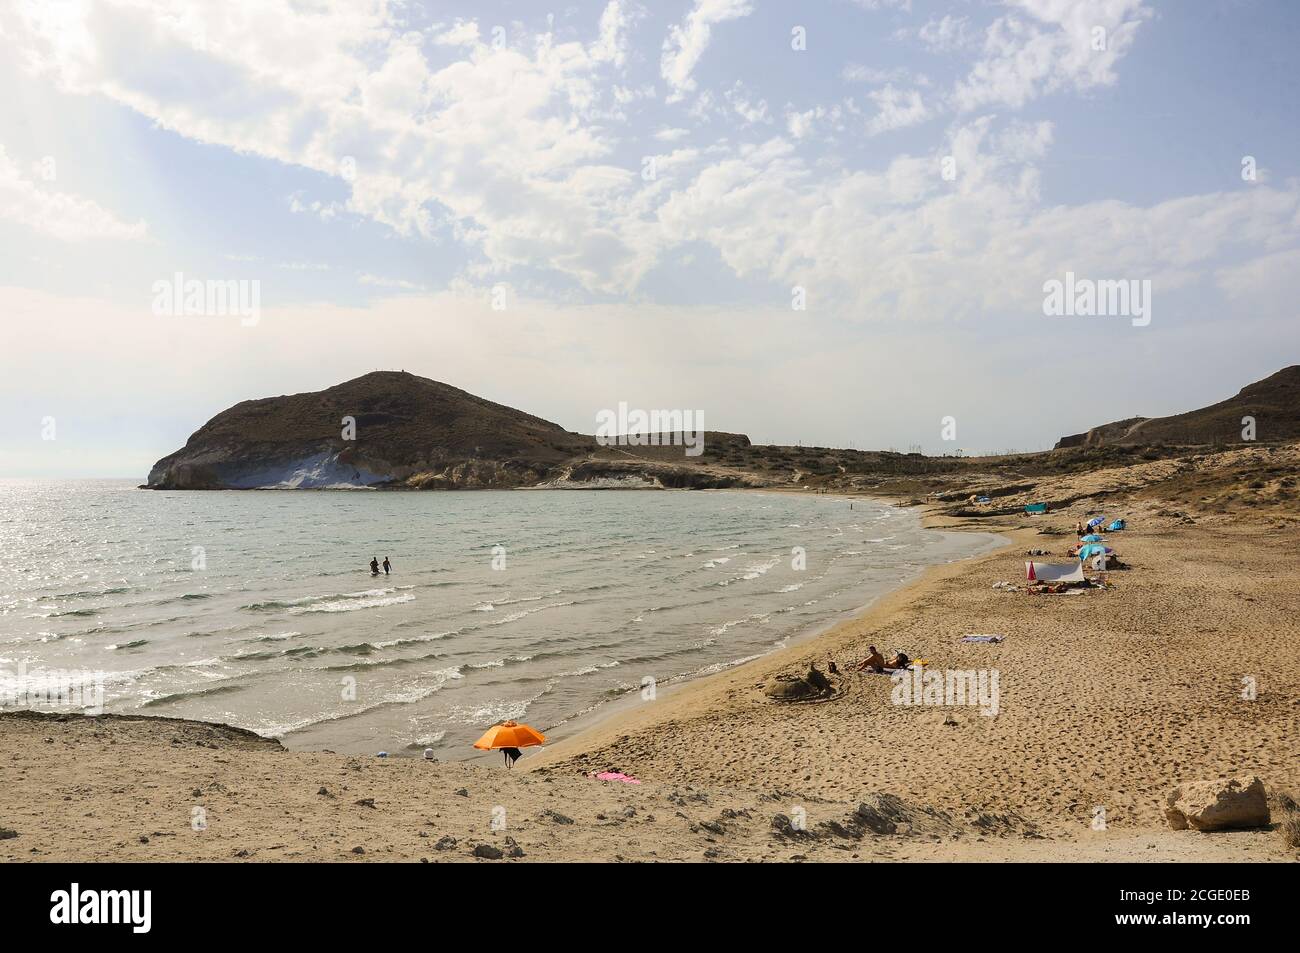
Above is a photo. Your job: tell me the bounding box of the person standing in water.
[369,556,379,575]
[382,557,391,575]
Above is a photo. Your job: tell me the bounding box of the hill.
[1055,365,1300,448]
[146,371,595,489]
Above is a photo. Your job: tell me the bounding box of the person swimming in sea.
[370,556,379,575]
[382,557,391,575]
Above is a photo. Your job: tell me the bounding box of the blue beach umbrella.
[1086,517,1105,528]
[1080,534,1104,542]
[1077,543,1112,560]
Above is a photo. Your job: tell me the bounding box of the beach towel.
[1024,503,1048,514]
[1026,561,1084,583]
[595,771,641,784]
[961,634,1005,643]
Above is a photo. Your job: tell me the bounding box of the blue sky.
[2,0,1299,477]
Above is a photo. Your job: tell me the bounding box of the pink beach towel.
[595,771,641,784]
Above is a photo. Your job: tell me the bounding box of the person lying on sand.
[887,651,910,670]
[856,646,887,673]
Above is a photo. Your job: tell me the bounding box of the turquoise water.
[0,480,999,756]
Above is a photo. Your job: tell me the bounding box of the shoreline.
[525,499,1019,772]
[526,496,1009,767]
[397,491,1004,766]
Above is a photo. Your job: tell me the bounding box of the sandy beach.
[4,447,1298,862]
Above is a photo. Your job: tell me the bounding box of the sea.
[0,480,1001,758]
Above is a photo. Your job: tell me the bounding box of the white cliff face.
[222,452,387,489]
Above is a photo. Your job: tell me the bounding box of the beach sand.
[529,503,1300,838]
[3,460,1299,862]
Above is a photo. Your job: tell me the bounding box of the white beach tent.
[1026,561,1085,583]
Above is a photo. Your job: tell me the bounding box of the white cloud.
[658,117,1300,322]
[661,0,753,103]
[288,193,343,222]
[872,3,1150,133]
[358,272,428,292]
[865,85,931,135]
[1,0,1294,342]
[725,82,771,125]
[953,0,1153,111]
[0,145,146,241]
[913,15,976,53]
[3,0,658,293]
[654,127,691,142]
[591,1,634,68]
[434,20,481,48]
[785,103,846,140]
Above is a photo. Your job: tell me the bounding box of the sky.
[1,0,1298,478]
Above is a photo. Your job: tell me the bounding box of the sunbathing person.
[856,646,887,673]
[887,651,910,670]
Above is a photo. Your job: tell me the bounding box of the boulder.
[1165,777,1270,831]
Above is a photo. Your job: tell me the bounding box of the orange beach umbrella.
[473,720,546,751]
